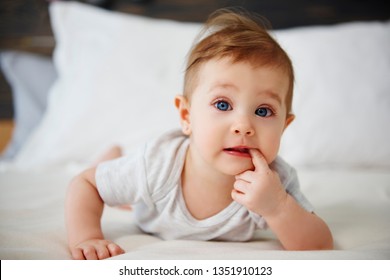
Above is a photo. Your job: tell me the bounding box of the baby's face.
[186,57,293,175]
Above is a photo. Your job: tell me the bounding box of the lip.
[223,146,252,158]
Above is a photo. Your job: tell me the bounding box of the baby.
[66,8,333,260]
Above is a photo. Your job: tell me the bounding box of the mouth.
[223,146,252,158]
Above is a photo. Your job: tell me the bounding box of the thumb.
[249,149,270,172]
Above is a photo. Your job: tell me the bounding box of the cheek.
[191,114,220,147]
[190,104,223,134]
[259,124,285,163]
[189,110,227,160]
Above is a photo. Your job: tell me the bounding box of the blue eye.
[214,100,231,111]
[255,107,273,117]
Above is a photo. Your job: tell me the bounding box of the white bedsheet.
[1,2,389,262]
[1,166,389,260]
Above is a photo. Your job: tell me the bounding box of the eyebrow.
[209,83,283,106]
[208,83,238,93]
[260,90,283,106]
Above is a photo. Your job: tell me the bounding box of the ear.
[283,114,295,131]
[174,95,191,135]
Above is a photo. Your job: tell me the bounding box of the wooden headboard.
[0,0,389,120]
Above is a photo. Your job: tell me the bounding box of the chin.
[222,162,254,176]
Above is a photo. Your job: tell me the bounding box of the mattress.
[1,166,389,260]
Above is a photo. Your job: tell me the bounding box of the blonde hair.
[183,8,294,115]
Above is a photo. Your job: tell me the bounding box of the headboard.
[0,0,389,120]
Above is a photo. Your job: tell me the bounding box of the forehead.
[197,57,290,99]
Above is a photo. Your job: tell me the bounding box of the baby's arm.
[232,149,333,250]
[66,167,124,259]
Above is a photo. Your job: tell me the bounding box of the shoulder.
[143,129,189,199]
[144,129,189,159]
[271,156,314,212]
[95,129,188,205]
[270,156,297,185]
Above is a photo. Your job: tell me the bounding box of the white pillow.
[0,51,56,160]
[13,1,201,167]
[275,21,390,168]
[13,1,390,169]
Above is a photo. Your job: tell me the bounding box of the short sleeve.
[95,146,150,207]
[272,157,314,213]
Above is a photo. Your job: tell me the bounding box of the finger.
[108,243,125,257]
[96,246,110,260]
[233,180,250,194]
[71,248,86,260]
[231,189,247,205]
[235,168,252,180]
[83,246,99,260]
[249,149,270,172]
[235,170,255,182]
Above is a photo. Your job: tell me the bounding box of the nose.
[231,121,255,137]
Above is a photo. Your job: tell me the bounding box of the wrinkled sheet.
[1,166,389,259]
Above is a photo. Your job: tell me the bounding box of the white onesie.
[96,129,314,241]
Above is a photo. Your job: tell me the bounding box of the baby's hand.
[70,239,124,260]
[232,149,287,217]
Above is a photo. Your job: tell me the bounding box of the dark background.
[0,0,389,119]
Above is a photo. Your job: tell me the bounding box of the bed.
[0,1,390,260]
